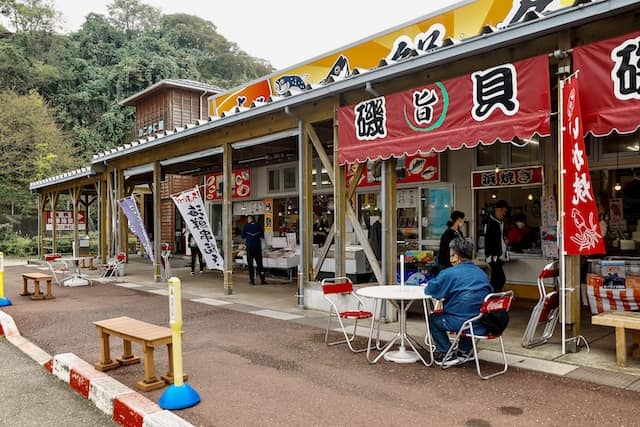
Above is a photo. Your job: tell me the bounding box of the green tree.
[107,0,160,34]
[0,90,78,214]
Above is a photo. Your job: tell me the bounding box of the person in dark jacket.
[369,213,383,261]
[188,232,204,275]
[242,215,267,285]
[437,210,465,270]
[484,200,509,292]
[426,237,492,366]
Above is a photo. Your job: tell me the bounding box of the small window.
[268,169,280,192]
[283,167,297,190]
[476,143,502,168]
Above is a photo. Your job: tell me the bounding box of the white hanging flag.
[171,187,223,270]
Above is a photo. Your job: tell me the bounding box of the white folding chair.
[44,254,69,286]
[95,252,127,283]
[442,291,514,379]
[322,277,373,353]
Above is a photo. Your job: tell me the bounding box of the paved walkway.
[1,255,640,425]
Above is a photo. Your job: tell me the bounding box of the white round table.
[356,285,432,365]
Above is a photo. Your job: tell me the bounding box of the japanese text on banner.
[171,187,223,270]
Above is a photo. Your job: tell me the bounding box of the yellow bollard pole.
[0,252,12,307]
[168,276,184,386]
[159,277,199,409]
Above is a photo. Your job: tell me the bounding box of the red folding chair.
[322,277,373,353]
[443,291,514,379]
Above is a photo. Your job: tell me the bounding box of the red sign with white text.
[338,55,550,165]
[45,210,86,231]
[561,77,604,255]
[205,169,251,200]
[573,31,640,137]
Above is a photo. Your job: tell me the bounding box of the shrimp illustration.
[569,208,602,251]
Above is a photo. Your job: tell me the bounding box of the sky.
[52,0,462,70]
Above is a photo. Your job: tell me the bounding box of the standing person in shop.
[188,231,204,275]
[369,212,383,262]
[313,215,328,246]
[484,200,509,292]
[242,215,267,285]
[506,212,532,253]
[437,210,465,271]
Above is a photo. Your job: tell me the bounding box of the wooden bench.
[592,311,640,367]
[21,273,55,300]
[93,316,185,391]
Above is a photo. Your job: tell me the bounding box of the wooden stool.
[22,273,55,300]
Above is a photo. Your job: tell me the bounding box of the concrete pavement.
[0,338,116,426]
[1,255,640,426]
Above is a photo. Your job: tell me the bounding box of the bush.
[0,224,38,257]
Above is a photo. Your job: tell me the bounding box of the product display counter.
[235,249,299,281]
[313,245,372,283]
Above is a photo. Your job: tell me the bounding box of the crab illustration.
[569,208,602,251]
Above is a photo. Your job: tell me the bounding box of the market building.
[30,0,640,340]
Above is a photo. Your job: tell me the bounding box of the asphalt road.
[2,262,639,426]
[0,338,116,426]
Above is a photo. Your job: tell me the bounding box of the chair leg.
[474,336,508,380]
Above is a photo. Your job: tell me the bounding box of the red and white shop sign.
[573,31,640,137]
[205,169,251,200]
[346,153,440,188]
[471,165,543,189]
[338,55,550,165]
[45,210,86,231]
[561,76,604,255]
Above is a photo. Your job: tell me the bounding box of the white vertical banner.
[171,187,223,270]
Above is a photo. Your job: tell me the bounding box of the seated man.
[425,237,492,366]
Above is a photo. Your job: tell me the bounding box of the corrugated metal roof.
[29,167,95,191]
[119,78,225,106]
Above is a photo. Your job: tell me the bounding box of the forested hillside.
[0,0,273,216]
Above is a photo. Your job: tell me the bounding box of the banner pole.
[558,75,566,355]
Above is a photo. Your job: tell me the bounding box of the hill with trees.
[0,0,273,217]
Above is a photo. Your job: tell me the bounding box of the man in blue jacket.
[425,237,492,366]
[242,215,267,285]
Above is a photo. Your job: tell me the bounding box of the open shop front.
[337,54,552,292]
[570,31,640,321]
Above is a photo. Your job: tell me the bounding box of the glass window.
[283,166,297,190]
[268,169,280,192]
[510,138,540,165]
[601,131,640,156]
[421,187,453,243]
[476,143,502,168]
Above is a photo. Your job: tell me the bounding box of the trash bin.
[79,235,90,256]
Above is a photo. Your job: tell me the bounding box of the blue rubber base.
[0,297,12,307]
[159,383,201,410]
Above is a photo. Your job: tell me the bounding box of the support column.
[153,161,161,281]
[223,144,233,295]
[300,119,312,307]
[117,168,127,257]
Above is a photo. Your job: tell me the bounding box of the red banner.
[205,169,251,201]
[338,55,550,165]
[573,31,640,137]
[346,153,440,188]
[561,77,605,256]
